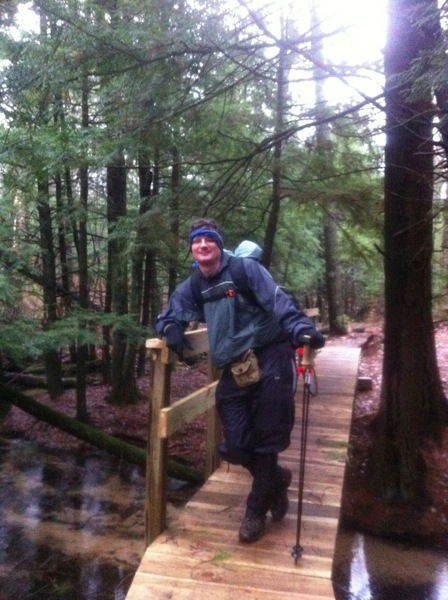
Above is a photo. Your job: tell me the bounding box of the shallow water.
[2,434,448,600]
[333,524,448,599]
[0,435,146,600]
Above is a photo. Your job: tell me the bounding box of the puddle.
[0,435,146,600]
[2,433,447,599]
[333,524,448,599]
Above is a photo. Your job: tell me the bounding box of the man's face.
[191,235,221,271]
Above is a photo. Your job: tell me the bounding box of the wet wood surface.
[126,345,361,599]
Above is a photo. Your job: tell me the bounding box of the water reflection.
[3,433,448,600]
[334,524,448,599]
[0,435,146,600]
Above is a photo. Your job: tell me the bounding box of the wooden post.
[204,358,221,478]
[144,329,220,546]
[145,343,170,546]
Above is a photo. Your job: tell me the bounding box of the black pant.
[245,452,278,517]
[216,340,296,464]
[216,341,296,517]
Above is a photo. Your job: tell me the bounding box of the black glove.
[164,324,192,359]
[297,329,325,349]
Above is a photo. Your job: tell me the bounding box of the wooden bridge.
[126,334,361,599]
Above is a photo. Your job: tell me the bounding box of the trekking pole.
[291,336,316,564]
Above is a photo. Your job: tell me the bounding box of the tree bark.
[34,0,63,401]
[263,27,288,269]
[37,178,64,399]
[371,0,448,503]
[311,0,344,334]
[70,72,91,422]
[136,150,159,376]
[147,156,162,327]
[2,372,77,388]
[323,211,344,332]
[168,147,181,296]
[107,152,139,404]
[0,382,202,483]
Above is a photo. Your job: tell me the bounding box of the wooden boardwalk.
[126,345,361,599]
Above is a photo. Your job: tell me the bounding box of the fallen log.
[2,371,77,389]
[0,381,203,484]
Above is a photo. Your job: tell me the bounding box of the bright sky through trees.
[317,0,387,62]
[15,0,387,64]
[10,0,387,125]
[311,0,387,103]
[235,0,387,110]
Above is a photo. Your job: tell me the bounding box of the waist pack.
[231,349,262,387]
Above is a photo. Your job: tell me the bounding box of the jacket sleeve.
[155,277,204,337]
[273,286,317,346]
[242,258,318,346]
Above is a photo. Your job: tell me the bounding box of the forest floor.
[2,321,448,549]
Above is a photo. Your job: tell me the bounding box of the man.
[156,217,325,543]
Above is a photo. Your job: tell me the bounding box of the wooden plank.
[146,328,209,349]
[145,353,171,545]
[205,403,221,478]
[164,515,339,560]
[159,381,218,438]
[127,345,360,599]
[131,551,335,588]
[146,329,210,363]
[304,307,320,319]
[204,356,221,478]
[127,575,334,600]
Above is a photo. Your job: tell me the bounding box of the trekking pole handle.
[301,335,316,369]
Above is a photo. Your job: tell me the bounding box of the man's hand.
[297,330,325,349]
[164,324,193,359]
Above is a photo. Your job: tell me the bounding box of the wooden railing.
[144,328,220,547]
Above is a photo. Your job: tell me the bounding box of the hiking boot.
[270,466,292,522]
[238,514,266,543]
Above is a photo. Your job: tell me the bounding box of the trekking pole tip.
[291,544,303,564]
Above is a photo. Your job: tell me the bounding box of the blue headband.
[188,228,224,250]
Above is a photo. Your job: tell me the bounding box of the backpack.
[190,256,301,315]
[189,256,256,310]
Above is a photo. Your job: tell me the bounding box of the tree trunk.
[75,73,91,422]
[136,151,158,376]
[2,372,77,388]
[107,152,139,404]
[323,211,344,332]
[33,11,63,400]
[77,159,89,421]
[102,252,112,384]
[371,0,448,503]
[147,157,162,327]
[168,147,181,296]
[311,0,344,334]
[263,31,288,269]
[37,178,64,399]
[0,382,202,483]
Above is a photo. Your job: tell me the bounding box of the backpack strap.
[190,268,203,309]
[189,256,255,309]
[228,256,256,304]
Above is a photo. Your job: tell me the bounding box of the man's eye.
[193,237,215,244]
